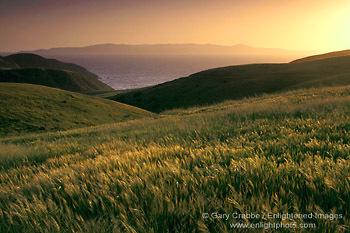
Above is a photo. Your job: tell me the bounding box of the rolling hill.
[0,56,19,69]
[4,53,98,79]
[0,53,114,93]
[112,54,350,113]
[0,68,113,94]
[0,83,152,136]
[291,49,350,63]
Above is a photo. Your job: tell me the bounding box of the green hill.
[4,53,98,79]
[1,85,349,232]
[112,55,350,112]
[0,56,19,69]
[291,49,350,63]
[0,68,113,94]
[0,83,152,136]
[0,53,114,93]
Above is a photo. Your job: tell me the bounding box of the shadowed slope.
[0,56,19,69]
[5,53,99,79]
[0,53,114,93]
[0,68,113,94]
[112,56,350,113]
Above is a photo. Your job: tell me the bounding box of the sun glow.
[0,0,349,52]
[333,10,350,51]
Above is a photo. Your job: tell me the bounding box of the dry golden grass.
[1,86,350,232]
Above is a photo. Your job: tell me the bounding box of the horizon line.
[1,43,329,54]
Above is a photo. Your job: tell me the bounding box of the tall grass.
[1,86,350,232]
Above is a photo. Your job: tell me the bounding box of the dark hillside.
[5,53,99,79]
[0,68,113,93]
[112,56,350,112]
[0,56,19,69]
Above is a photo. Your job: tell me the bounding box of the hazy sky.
[0,0,349,52]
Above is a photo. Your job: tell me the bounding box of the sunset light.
[1,0,350,232]
[0,0,348,52]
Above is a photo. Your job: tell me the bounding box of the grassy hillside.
[291,49,350,63]
[112,56,350,113]
[0,53,114,93]
[0,85,349,232]
[0,68,113,93]
[5,53,99,79]
[0,83,152,136]
[0,56,19,69]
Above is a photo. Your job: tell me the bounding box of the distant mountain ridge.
[0,53,113,93]
[22,43,312,56]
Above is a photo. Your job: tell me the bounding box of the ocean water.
[48,54,300,90]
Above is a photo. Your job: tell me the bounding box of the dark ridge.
[5,53,99,79]
[0,68,113,94]
[111,55,350,113]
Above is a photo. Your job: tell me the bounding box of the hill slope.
[0,56,19,69]
[0,68,113,93]
[0,83,152,136]
[4,53,99,79]
[0,53,114,93]
[112,55,350,112]
[1,85,349,232]
[291,49,350,63]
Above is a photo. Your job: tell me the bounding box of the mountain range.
[21,43,314,57]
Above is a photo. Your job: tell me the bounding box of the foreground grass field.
[1,85,350,232]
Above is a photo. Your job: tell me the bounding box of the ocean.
[42,53,300,90]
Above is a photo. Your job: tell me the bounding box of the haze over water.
[51,53,302,90]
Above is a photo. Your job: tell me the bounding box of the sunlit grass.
[1,86,350,232]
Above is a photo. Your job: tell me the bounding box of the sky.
[0,0,349,52]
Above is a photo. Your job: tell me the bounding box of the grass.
[111,55,350,113]
[86,89,134,98]
[0,85,349,232]
[0,83,153,136]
